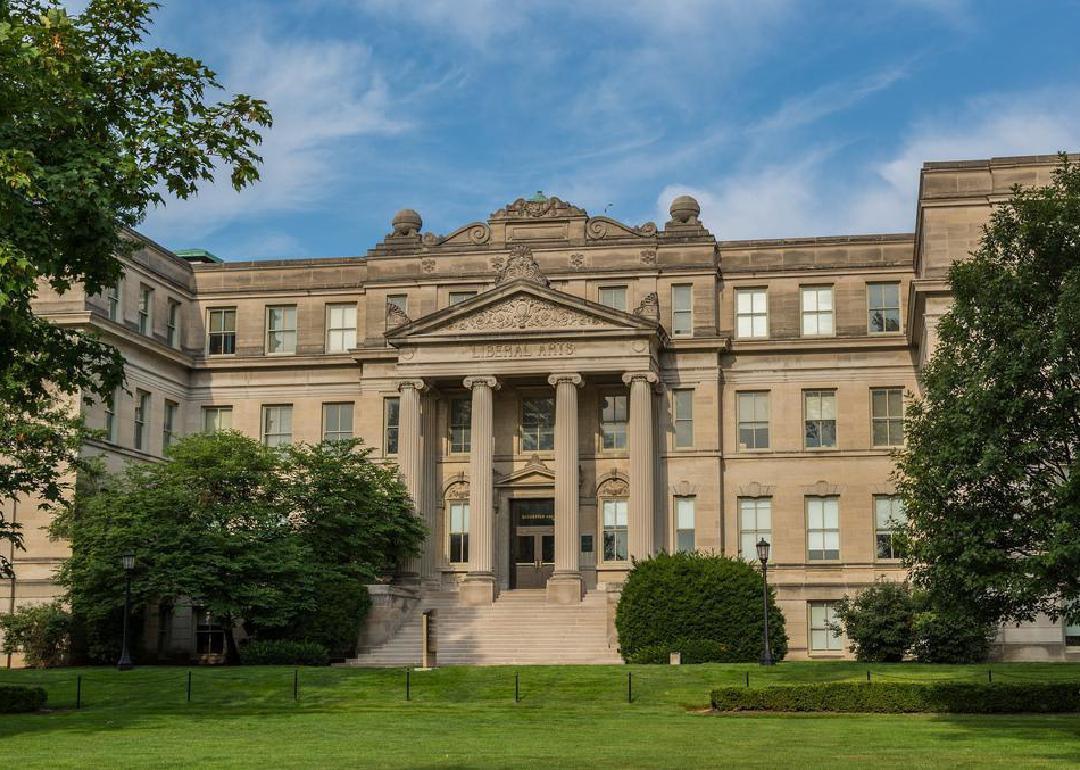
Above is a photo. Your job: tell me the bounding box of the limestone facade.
[5,154,1079,664]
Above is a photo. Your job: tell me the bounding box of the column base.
[546,572,584,604]
[459,573,497,605]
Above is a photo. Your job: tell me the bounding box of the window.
[673,389,694,448]
[600,394,628,450]
[207,309,236,355]
[801,286,834,336]
[809,602,843,652]
[598,286,627,311]
[737,391,769,449]
[325,303,357,352]
[261,405,293,447]
[134,389,150,451]
[521,397,555,451]
[384,397,400,455]
[448,502,469,564]
[104,388,119,444]
[675,497,696,552]
[735,288,768,339]
[195,609,225,656]
[871,387,905,447]
[807,496,840,561]
[804,390,837,448]
[739,497,772,559]
[671,285,692,336]
[202,406,232,432]
[163,400,178,451]
[449,397,471,453]
[322,403,354,442]
[387,294,407,314]
[1066,605,1080,647]
[266,305,297,355]
[602,498,628,562]
[138,285,153,335]
[874,496,907,560]
[166,300,181,348]
[449,290,476,306]
[868,282,901,333]
[107,279,121,321]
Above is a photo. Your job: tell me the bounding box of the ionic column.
[623,371,659,560]
[397,379,426,582]
[460,375,499,605]
[420,390,440,583]
[547,373,584,604]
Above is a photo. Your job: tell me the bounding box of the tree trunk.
[223,615,241,665]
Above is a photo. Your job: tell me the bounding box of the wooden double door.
[509,498,555,589]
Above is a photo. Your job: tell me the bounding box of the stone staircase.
[346,589,622,666]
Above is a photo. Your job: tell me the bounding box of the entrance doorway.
[509,498,555,589]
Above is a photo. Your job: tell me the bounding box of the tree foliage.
[832,578,916,663]
[0,600,72,668]
[53,432,422,662]
[896,155,1080,628]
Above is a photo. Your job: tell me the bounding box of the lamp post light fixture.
[117,552,135,671]
[756,538,774,666]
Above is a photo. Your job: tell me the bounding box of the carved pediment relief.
[596,470,630,498]
[670,480,697,497]
[738,481,774,497]
[586,216,658,240]
[438,295,603,333]
[496,458,556,487]
[491,195,586,220]
[805,480,841,497]
[421,222,491,249]
[496,245,549,287]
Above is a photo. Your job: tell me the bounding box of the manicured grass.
[2,663,1080,768]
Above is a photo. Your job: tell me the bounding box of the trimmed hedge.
[0,684,47,713]
[238,639,329,666]
[627,638,730,664]
[711,682,1080,713]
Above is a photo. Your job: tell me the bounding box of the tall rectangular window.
[673,389,694,448]
[600,394,628,450]
[735,288,768,339]
[603,498,628,562]
[207,309,236,355]
[107,279,121,321]
[448,502,469,564]
[739,497,772,559]
[598,286,627,311]
[104,388,119,443]
[671,285,692,337]
[261,405,293,447]
[325,303,357,352]
[202,406,232,432]
[675,497,696,553]
[737,391,770,450]
[874,496,907,560]
[868,282,901,333]
[809,602,843,652]
[163,400,178,451]
[449,397,471,453]
[521,397,555,451]
[384,397,400,455]
[322,402,354,442]
[134,389,150,451]
[448,290,476,306]
[871,387,905,447]
[266,306,297,355]
[801,286,834,336]
[804,390,837,448]
[138,285,153,335]
[1066,607,1080,647]
[166,299,181,348]
[807,496,840,561]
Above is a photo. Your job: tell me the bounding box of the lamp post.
[756,538,774,666]
[117,552,135,671]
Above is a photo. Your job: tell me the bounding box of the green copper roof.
[174,248,223,264]
[527,190,547,202]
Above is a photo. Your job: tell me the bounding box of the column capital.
[621,371,659,386]
[547,372,583,388]
[397,378,428,393]
[463,375,500,391]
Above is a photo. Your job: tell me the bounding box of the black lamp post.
[756,538,774,666]
[117,552,135,671]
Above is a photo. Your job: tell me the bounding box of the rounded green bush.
[615,551,787,662]
[238,639,330,666]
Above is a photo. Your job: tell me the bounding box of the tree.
[832,579,916,662]
[0,0,270,558]
[0,600,72,668]
[896,155,1080,629]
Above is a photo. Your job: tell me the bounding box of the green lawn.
[2,663,1080,768]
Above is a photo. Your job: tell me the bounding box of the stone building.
[4,153,1077,665]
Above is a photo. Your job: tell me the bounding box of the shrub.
[0,684,47,713]
[0,601,72,668]
[832,579,915,662]
[615,551,787,663]
[238,639,329,666]
[711,682,1080,713]
[626,638,730,664]
[912,609,996,663]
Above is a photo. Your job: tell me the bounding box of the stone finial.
[495,244,550,287]
[386,302,412,329]
[632,292,660,321]
[669,195,701,225]
[391,208,423,236]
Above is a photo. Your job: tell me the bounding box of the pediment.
[495,457,556,487]
[386,280,659,340]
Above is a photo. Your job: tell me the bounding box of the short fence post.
[293,669,299,702]
[745,671,749,688]
[76,674,82,710]
[866,670,871,683]
[186,670,192,703]
[988,669,993,684]
[406,668,411,702]
[627,672,632,704]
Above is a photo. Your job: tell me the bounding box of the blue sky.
[126,0,1080,260]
